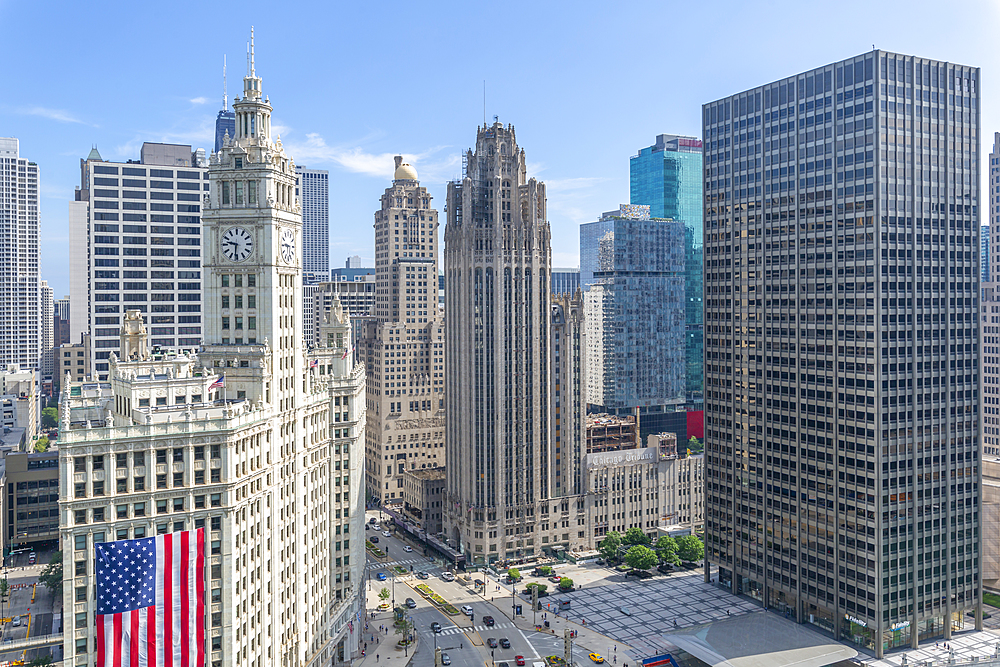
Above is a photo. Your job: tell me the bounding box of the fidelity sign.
[586,449,656,469]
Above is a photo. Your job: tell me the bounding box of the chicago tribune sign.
[586,448,656,469]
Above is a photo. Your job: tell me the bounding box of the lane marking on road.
[514,624,541,661]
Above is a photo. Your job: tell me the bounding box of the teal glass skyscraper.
[630,134,703,402]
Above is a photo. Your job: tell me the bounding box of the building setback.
[357,158,445,507]
[703,51,981,656]
[444,122,591,564]
[68,143,207,381]
[0,138,41,372]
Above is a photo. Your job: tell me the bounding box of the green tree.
[0,577,8,599]
[34,436,50,453]
[41,407,58,430]
[654,536,681,566]
[394,608,414,644]
[39,552,62,598]
[27,657,53,666]
[623,527,650,546]
[676,535,705,563]
[525,582,548,593]
[558,577,573,590]
[378,587,390,603]
[599,531,622,563]
[688,436,703,453]
[538,566,552,576]
[624,545,658,571]
[507,567,521,581]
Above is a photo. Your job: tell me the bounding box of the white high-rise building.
[59,33,367,667]
[68,143,208,382]
[296,166,329,285]
[40,279,54,377]
[0,138,41,372]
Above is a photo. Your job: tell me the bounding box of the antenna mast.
[483,80,486,128]
[223,55,228,111]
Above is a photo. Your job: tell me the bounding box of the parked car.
[376,572,387,581]
[430,622,442,633]
[487,638,498,648]
[483,615,495,626]
[441,653,452,666]
[416,571,430,580]
[499,638,511,649]
[405,598,417,609]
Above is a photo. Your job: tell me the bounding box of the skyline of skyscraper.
[296,166,330,284]
[0,138,41,373]
[630,133,704,403]
[703,50,981,656]
[357,157,446,507]
[581,204,687,440]
[59,38,366,665]
[444,122,593,564]
[68,143,207,381]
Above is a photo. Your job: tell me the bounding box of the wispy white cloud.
[283,132,462,183]
[19,106,87,125]
[189,97,209,105]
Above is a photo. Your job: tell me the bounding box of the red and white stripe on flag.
[96,528,205,667]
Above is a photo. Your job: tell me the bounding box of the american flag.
[96,529,205,667]
[208,375,224,390]
[309,359,318,369]
[341,344,354,360]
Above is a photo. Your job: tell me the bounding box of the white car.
[11,616,20,627]
[382,530,390,537]
[461,605,474,616]
[403,545,413,552]
[441,572,455,582]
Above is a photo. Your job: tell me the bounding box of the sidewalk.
[352,606,417,667]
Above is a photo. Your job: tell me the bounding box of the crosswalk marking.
[436,622,513,636]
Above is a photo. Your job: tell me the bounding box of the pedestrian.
[376,654,379,663]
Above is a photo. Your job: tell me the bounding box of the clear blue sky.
[2,0,998,298]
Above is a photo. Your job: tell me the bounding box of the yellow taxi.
[589,654,605,664]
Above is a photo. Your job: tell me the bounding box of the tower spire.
[223,55,228,111]
[250,26,256,77]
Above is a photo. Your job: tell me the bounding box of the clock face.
[280,228,295,264]
[221,227,254,262]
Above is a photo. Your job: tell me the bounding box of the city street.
[0,551,60,664]
[360,509,568,667]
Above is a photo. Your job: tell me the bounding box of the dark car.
[483,615,495,627]
[370,536,379,543]
[430,622,442,633]
[487,638,498,648]
[405,598,417,609]
[365,524,370,531]
[499,638,511,649]
[498,663,511,667]
[369,517,377,524]
[416,571,430,579]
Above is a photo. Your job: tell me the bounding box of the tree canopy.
[39,552,62,597]
[654,536,681,566]
[623,527,651,546]
[558,577,573,590]
[624,545,658,571]
[41,407,58,430]
[599,531,622,562]
[507,567,521,580]
[676,535,705,563]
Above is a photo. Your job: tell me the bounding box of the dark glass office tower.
[703,51,981,657]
